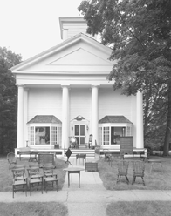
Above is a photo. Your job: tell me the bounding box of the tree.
[0,47,22,155]
[79,0,171,155]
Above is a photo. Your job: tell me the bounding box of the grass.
[98,156,171,190]
[0,156,68,192]
[106,201,171,216]
[0,202,68,216]
[0,156,68,215]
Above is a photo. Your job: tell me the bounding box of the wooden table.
[148,159,162,172]
[63,167,84,188]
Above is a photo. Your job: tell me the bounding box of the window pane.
[80,125,85,136]
[35,127,50,145]
[103,127,109,145]
[75,125,79,136]
[80,137,85,144]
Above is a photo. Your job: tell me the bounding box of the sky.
[0,0,84,60]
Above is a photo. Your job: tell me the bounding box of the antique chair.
[38,153,55,168]
[7,152,17,169]
[27,166,43,195]
[116,160,129,184]
[132,160,145,186]
[104,150,113,166]
[11,167,27,198]
[43,164,58,192]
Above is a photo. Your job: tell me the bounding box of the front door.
[74,125,85,146]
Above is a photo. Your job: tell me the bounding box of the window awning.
[27,115,62,124]
[99,116,132,124]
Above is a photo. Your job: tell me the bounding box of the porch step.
[70,149,95,158]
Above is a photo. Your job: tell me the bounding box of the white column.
[62,85,70,149]
[136,91,144,148]
[17,85,24,148]
[92,85,99,146]
[24,88,29,146]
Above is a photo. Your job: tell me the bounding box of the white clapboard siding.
[70,88,91,121]
[99,88,136,124]
[28,88,62,121]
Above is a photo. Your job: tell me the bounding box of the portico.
[12,17,144,151]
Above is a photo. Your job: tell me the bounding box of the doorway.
[74,125,85,145]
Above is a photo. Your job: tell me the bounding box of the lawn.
[0,156,67,192]
[0,202,68,216]
[0,156,68,215]
[106,201,171,216]
[98,156,171,190]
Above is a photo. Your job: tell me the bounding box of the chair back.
[118,160,129,174]
[43,164,54,176]
[38,153,55,168]
[7,152,17,168]
[27,166,40,178]
[133,160,145,175]
[12,167,26,181]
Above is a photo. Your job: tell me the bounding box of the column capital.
[91,84,100,88]
[61,84,70,88]
[17,84,24,88]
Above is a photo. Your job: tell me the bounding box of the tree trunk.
[163,81,171,156]
[143,84,152,140]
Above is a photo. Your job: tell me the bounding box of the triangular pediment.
[49,48,111,66]
[11,33,115,74]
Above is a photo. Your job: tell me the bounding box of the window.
[28,125,62,146]
[29,126,34,146]
[35,127,50,145]
[99,124,132,146]
[103,127,110,145]
[111,127,126,145]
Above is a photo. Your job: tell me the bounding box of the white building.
[11,17,144,151]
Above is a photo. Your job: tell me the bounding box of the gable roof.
[99,116,132,124]
[27,115,62,124]
[11,33,113,72]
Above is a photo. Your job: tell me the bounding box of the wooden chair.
[104,150,113,166]
[7,152,17,169]
[43,164,58,192]
[11,167,27,198]
[27,166,43,195]
[116,160,129,184]
[38,153,55,168]
[132,160,145,186]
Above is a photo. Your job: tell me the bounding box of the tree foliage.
[79,0,171,155]
[0,47,22,155]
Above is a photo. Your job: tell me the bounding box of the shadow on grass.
[0,202,68,216]
[0,157,68,192]
[107,201,171,216]
[98,156,171,190]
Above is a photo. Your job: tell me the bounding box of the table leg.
[79,171,80,188]
[68,172,70,187]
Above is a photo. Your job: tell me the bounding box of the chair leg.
[126,176,129,184]
[141,177,145,186]
[132,176,136,185]
[25,184,27,197]
[41,181,43,194]
[56,180,58,192]
[30,184,31,196]
[116,174,120,184]
[12,185,14,198]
